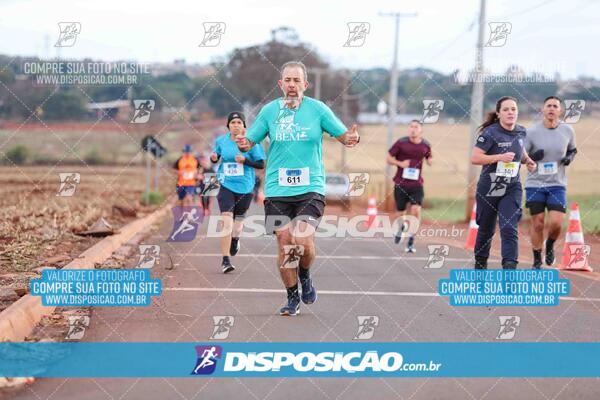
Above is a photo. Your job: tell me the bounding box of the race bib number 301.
[278,168,310,186]
[496,161,519,178]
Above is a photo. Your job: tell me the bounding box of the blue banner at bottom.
[0,342,598,378]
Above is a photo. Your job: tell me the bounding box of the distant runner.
[387,119,432,253]
[173,144,202,208]
[211,112,265,273]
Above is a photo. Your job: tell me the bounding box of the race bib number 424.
[278,168,310,186]
[223,162,244,176]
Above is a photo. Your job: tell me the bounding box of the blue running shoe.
[279,295,300,316]
[300,277,317,304]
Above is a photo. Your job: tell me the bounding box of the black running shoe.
[230,238,240,256]
[474,257,487,270]
[394,221,408,244]
[222,259,235,274]
[502,261,518,270]
[545,239,555,266]
[405,236,416,253]
[532,250,542,270]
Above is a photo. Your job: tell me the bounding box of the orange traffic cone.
[558,203,593,272]
[465,202,478,250]
[366,197,378,228]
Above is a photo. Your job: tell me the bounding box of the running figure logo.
[345,173,370,197]
[421,100,444,124]
[202,173,221,197]
[343,22,370,47]
[210,316,234,340]
[496,316,520,340]
[354,315,379,340]
[137,245,160,269]
[425,244,450,269]
[55,22,81,47]
[275,101,309,141]
[199,22,226,47]
[168,207,202,242]
[191,345,222,375]
[485,22,512,47]
[276,103,297,123]
[563,100,585,124]
[130,100,155,124]
[281,245,304,269]
[486,173,509,197]
[566,244,591,270]
[56,172,80,197]
[65,316,90,340]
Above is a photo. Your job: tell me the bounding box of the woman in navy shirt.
[470,96,537,269]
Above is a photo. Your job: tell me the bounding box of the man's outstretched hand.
[235,133,252,152]
[341,124,360,148]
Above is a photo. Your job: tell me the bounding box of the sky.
[1,0,599,79]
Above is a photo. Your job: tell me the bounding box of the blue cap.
[183,144,193,153]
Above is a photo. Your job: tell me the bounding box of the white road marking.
[181,253,482,262]
[163,287,600,302]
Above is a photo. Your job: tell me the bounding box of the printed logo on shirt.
[497,142,512,148]
[487,173,509,197]
[477,136,486,143]
[275,124,310,142]
[274,102,310,142]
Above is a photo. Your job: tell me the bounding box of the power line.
[500,0,558,18]
[379,11,418,183]
[426,16,477,62]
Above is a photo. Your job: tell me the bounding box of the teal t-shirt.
[246,96,347,197]
[214,133,266,194]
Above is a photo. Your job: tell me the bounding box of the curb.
[0,202,173,342]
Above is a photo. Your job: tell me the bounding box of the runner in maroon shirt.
[386,120,433,252]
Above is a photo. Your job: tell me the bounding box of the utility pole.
[341,71,350,173]
[466,0,486,221]
[313,68,324,100]
[380,11,417,208]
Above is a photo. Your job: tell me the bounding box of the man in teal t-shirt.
[237,61,361,316]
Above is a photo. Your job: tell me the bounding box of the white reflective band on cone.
[565,232,584,243]
[570,210,580,220]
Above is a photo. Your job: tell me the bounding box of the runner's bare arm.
[386,153,408,168]
[425,156,433,166]
[335,124,360,148]
[235,136,255,152]
[521,149,537,172]
[470,147,513,165]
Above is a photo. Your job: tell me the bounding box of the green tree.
[42,89,87,120]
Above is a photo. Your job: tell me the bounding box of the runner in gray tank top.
[525,96,577,269]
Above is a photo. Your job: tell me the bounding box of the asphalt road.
[10,202,600,400]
